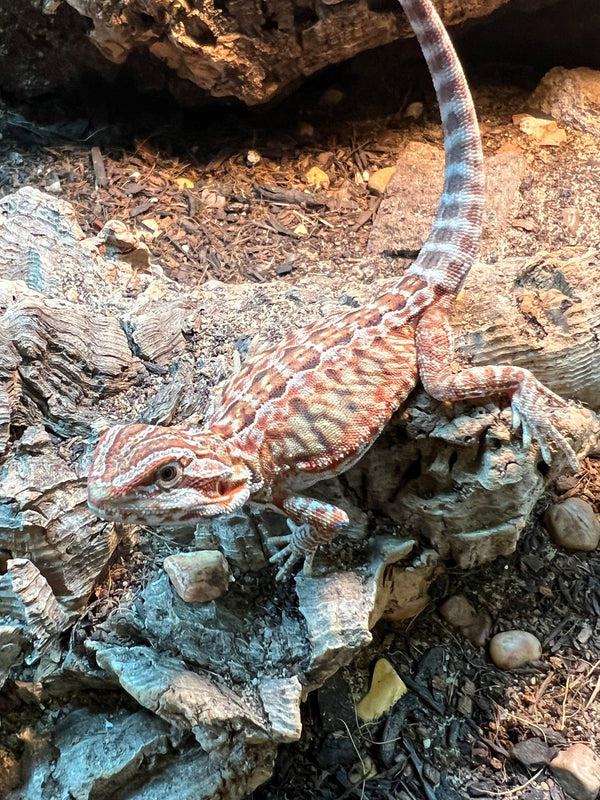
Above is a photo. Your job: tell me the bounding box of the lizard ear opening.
[155,461,183,489]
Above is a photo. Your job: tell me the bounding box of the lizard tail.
[398,0,485,297]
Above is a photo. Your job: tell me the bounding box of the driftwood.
[0,187,599,799]
[2,0,600,108]
[0,0,513,104]
[63,0,511,104]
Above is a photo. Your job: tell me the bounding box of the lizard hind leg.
[416,304,579,470]
[267,494,349,581]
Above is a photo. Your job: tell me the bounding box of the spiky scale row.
[87,0,577,581]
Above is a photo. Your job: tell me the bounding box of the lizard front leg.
[266,494,349,581]
[416,304,578,469]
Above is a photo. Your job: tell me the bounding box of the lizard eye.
[156,462,182,489]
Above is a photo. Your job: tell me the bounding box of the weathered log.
[5,0,600,111]
[0,187,598,799]
[3,0,575,106]
[64,0,511,104]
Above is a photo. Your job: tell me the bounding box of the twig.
[254,183,330,208]
[402,736,437,800]
[561,674,570,730]
[291,208,334,229]
[585,666,600,710]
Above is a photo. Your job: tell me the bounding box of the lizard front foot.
[266,494,350,580]
[267,522,315,581]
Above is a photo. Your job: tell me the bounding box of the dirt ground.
[1,49,600,800]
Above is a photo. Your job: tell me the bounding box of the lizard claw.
[267,523,314,581]
[510,378,578,471]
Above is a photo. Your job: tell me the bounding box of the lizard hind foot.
[510,376,579,471]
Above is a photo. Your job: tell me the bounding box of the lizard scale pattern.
[88,0,578,580]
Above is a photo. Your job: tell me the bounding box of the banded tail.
[398,0,485,296]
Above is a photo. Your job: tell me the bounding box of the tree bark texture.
[63,0,512,104]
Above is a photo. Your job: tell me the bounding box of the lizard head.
[87,423,254,526]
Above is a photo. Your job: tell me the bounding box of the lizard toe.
[511,403,578,471]
[267,536,305,580]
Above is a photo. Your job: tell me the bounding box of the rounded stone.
[489,630,542,670]
[531,66,600,138]
[305,166,330,190]
[544,497,600,552]
[439,594,492,648]
[550,743,600,800]
[367,167,396,197]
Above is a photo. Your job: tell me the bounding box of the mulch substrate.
[0,105,405,287]
[253,461,600,800]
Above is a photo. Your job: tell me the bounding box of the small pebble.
[562,206,580,235]
[578,622,594,644]
[349,754,377,784]
[489,630,542,670]
[305,166,330,190]
[404,101,424,120]
[544,497,600,552]
[439,594,491,648]
[318,87,344,108]
[439,594,478,628]
[164,550,231,603]
[45,178,61,194]
[315,151,334,166]
[512,113,566,146]
[367,167,396,197]
[550,743,600,800]
[199,187,226,210]
[555,475,580,494]
[295,121,314,140]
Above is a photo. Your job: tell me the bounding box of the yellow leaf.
[356,658,408,722]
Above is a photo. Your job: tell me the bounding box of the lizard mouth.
[87,485,250,524]
[87,499,136,522]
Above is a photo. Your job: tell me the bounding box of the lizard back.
[205,0,485,487]
[88,0,487,538]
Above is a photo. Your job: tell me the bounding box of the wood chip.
[129,201,153,218]
[90,146,107,188]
